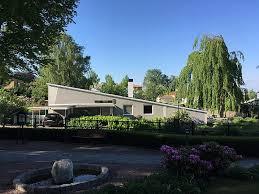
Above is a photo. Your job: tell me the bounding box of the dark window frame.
[143,105,153,114]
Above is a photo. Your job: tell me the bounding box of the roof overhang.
[29,106,49,111]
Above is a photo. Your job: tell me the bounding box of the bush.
[0,89,27,125]
[68,116,134,130]
[68,113,195,133]
[86,171,205,194]
[160,142,242,177]
[197,117,259,137]
[225,165,259,180]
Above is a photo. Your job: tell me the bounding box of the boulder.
[51,159,74,184]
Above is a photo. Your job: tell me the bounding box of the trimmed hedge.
[1,127,259,157]
[67,115,192,132]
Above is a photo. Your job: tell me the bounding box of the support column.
[32,111,34,126]
[38,110,40,125]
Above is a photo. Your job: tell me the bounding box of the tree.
[100,75,129,96]
[85,70,100,90]
[117,75,129,97]
[248,89,257,100]
[177,35,244,117]
[0,89,26,126]
[143,69,168,101]
[100,75,117,95]
[32,33,92,100]
[0,0,78,75]
[167,75,178,93]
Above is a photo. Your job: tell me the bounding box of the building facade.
[47,83,207,123]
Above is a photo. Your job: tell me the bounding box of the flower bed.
[161,142,242,177]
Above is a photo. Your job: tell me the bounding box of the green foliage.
[143,69,169,101]
[174,110,192,122]
[86,172,204,194]
[68,112,193,132]
[68,116,133,130]
[197,117,259,136]
[100,75,129,97]
[0,89,27,124]
[247,89,257,100]
[177,35,244,117]
[0,0,78,74]
[225,165,259,181]
[32,33,95,100]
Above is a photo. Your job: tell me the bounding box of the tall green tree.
[177,35,244,117]
[0,0,78,77]
[32,33,95,100]
[167,75,178,93]
[100,75,129,97]
[100,75,116,95]
[143,69,168,101]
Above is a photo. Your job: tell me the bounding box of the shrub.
[160,142,242,177]
[68,113,195,132]
[86,171,205,194]
[225,165,259,180]
[68,116,133,130]
[0,89,27,125]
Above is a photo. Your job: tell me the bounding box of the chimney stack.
[128,79,134,98]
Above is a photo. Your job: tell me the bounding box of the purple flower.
[191,148,200,154]
[189,154,200,163]
[200,160,213,170]
[199,144,207,151]
[171,154,181,161]
[160,145,179,155]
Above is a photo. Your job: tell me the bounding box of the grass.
[206,178,259,194]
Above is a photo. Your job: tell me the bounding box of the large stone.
[51,159,74,184]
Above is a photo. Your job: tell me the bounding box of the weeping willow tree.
[177,35,244,117]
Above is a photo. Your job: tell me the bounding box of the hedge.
[67,115,192,132]
[1,127,259,157]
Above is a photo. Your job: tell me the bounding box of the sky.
[67,0,259,91]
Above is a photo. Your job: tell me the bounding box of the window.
[95,99,116,104]
[144,105,152,114]
[123,105,133,115]
[95,100,113,103]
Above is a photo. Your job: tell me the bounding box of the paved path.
[0,140,162,193]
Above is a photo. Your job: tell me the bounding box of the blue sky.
[67,0,259,91]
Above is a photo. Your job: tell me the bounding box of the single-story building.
[42,80,207,123]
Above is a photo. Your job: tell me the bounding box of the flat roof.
[47,83,207,114]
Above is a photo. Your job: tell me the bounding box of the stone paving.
[0,140,162,193]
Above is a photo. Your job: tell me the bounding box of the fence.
[1,115,259,137]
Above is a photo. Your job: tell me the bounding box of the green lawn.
[206,178,259,194]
